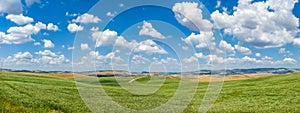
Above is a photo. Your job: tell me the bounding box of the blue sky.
[0,0,300,72]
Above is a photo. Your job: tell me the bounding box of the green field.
[0,72,299,113]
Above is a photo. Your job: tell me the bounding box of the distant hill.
[1,68,298,76]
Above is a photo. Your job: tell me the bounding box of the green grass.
[0,72,299,112]
[0,72,90,113]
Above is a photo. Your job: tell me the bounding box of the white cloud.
[35,50,57,57]
[139,21,166,39]
[72,13,101,24]
[234,45,252,55]
[0,0,22,14]
[255,53,261,57]
[0,22,47,44]
[172,2,213,31]
[106,12,116,17]
[211,0,299,48]
[153,57,180,69]
[80,43,91,51]
[14,51,33,59]
[47,23,59,31]
[194,52,225,64]
[91,29,118,47]
[183,56,198,63]
[74,50,125,71]
[5,50,70,70]
[134,40,168,54]
[36,54,69,65]
[89,51,114,60]
[279,48,286,54]
[6,14,34,25]
[91,29,164,53]
[114,36,138,49]
[66,12,79,17]
[283,58,297,64]
[90,27,99,32]
[216,0,221,8]
[131,55,150,64]
[278,48,292,57]
[224,56,297,68]
[47,55,69,65]
[33,42,41,46]
[67,46,75,50]
[42,39,55,48]
[219,40,235,54]
[262,56,272,60]
[7,22,45,34]
[67,23,84,33]
[293,38,300,47]
[34,50,69,65]
[91,29,137,50]
[182,32,215,49]
[182,46,189,51]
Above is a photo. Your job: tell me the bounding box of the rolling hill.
[0,72,299,112]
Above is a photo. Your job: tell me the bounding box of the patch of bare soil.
[197,73,274,82]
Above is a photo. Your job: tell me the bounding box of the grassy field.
[0,72,299,112]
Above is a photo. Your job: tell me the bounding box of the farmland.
[0,72,299,112]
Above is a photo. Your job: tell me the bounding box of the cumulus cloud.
[80,43,91,51]
[5,50,69,67]
[33,42,41,46]
[114,36,138,49]
[293,38,300,47]
[91,29,118,47]
[134,40,168,54]
[182,32,215,49]
[211,0,299,48]
[35,50,57,57]
[131,55,150,65]
[42,39,55,48]
[234,45,252,55]
[262,56,272,60]
[0,22,47,44]
[76,51,124,70]
[6,14,34,25]
[194,52,225,64]
[47,23,59,31]
[72,13,101,24]
[172,2,213,31]
[14,51,33,59]
[183,56,198,63]
[90,27,99,32]
[67,23,84,33]
[184,52,297,69]
[34,50,69,65]
[283,58,297,64]
[255,53,261,57]
[139,21,166,39]
[219,40,235,54]
[91,29,168,55]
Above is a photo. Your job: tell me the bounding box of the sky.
[0,0,300,72]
